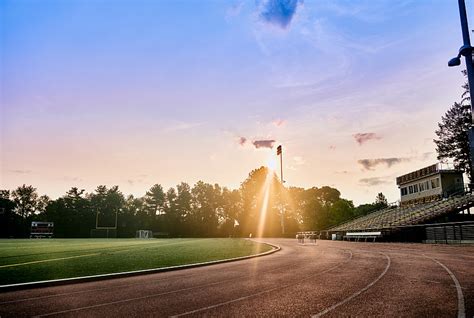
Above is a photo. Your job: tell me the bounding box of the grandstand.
[321,164,474,243]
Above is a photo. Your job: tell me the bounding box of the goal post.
[136,230,153,239]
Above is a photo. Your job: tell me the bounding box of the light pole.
[449,0,474,189]
[276,145,285,235]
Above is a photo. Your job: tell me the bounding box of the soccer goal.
[136,230,153,239]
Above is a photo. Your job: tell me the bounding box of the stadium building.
[321,163,474,243]
[397,163,464,206]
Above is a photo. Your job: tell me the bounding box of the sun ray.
[256,168,273,238]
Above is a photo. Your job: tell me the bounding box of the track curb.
[0,240,280,292]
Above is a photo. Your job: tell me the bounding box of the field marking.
[311,252,391,318]
[0,239,197,259]
[0,253,100,269]
[30,247,288,317]
[0,239,274,289]
[1,250,288,305]
[32,276,244,318]
[425,255,465,318]
[169,249,353,318]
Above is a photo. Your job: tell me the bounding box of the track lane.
[0,242,348,314]
[0,239,473,317]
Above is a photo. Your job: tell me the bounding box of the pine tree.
[434,101,472,182]
[375,192,388,207]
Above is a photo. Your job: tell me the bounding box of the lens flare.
[256,169,273,238]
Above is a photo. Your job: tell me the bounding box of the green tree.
[43,187,93,237]
[176,182,192,235]
[189,181,220,237]
[0,190,20,237]
[375,192,388,207]
[119,195,145,237]
[144,184,166,215]
[240,167,283,237]
[164,187,181,236]
[89,185,124,228]
[434,72,472,182]
[328,199,355,225]
[11,185,38,218]
[219,188,242,236]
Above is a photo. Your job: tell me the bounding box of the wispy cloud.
[259,0,303,29]
[62,176,83,182]
[164,121,204,132]
[353,133,382,145]
[272,119,287,127]
[126,174,147,186]
[358,157,410,170]
[10,169,32,174]
[252,139,276,149]
[359,177,392,186]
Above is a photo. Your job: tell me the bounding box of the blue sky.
[0,0,470,204]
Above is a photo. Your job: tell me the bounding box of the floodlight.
[448,56,461,67]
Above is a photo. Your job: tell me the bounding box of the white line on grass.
[31,245,282,317]
[0,253,100,269]
[311,252,391,318]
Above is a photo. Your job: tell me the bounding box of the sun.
[266,155,277,172]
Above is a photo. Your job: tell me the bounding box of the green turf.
[0,238,272,285]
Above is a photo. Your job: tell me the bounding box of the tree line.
[0,167,388,238]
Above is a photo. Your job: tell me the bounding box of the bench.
[344,231,382,242]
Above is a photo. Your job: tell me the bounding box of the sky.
[0,0,471,205]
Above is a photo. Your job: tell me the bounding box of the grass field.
[0,238,272,286]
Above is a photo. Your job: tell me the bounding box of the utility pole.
[449,0,474,189]
[276,145,285,235]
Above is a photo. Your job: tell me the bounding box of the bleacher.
[328,193,474,234]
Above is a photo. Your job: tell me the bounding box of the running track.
[0,239,473,317]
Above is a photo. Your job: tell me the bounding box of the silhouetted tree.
[0,190,20,237]
[375,192,388,207]
[144,184,166,231]
[89,185,124,228]
[434,101,471,182]
[11,184,38,218]
[176,182,192,235]
[434,71,472,182]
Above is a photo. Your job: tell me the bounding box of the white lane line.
[426,256,465,318]
[0,243,278,304]
[311,252,391,318]
[1,242,279,290]
[0,253,100,269]
[169,249,354,318]
[30,248,289,317]
[32,278,239,318]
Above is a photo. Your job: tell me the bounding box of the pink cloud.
[353,133,382,145]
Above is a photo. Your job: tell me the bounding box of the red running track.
[0,239,473,317]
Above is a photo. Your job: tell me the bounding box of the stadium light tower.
[449,0,474,188]
[277,145,285,235]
